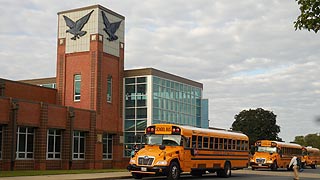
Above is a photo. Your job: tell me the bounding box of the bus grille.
[138,156,154,166]
[256,158,265,164]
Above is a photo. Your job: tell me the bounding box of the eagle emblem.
[101,11,122,41]
[63,10,94,40]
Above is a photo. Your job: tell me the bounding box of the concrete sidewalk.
[0,172,132,180]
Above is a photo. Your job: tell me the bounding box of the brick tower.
[56,5,125,168]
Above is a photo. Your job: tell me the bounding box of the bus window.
[224,139,228,150]
[228,139,232,150]
[214,138,219,149]
[237,140,241,150]
[232,140,236,150]
[219,138,223,149]
[210,137,214,149]
[146,134,181,146]
[198,136,203,149]
[192,135,197,148]
[183,136,190,148]
[241,140,248,151]
[203,137,209,149]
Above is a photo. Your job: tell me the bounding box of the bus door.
[181,136,192,170]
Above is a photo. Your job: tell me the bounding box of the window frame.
[74,74,81,102]
[107,75,112,103]
[72,131,85,160]
[47,129,62,160]
[16,127,35,160]
[102,134,113,160]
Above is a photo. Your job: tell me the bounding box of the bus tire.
[218,161,231,178]
[132,172,143,179]
[167,161,180,180]
[271,161,278,171]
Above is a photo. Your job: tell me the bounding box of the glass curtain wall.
[124,76,147,156]
[152,76,202,127]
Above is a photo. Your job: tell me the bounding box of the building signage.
[63,10,94,40]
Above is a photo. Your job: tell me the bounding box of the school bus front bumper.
[250,158,274,168]
[127,164,167,175]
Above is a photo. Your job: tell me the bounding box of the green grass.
[0,169,127,177]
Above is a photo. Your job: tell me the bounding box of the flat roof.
[19,77,56,85]
[124,68,203,89]
[57,4,125,20]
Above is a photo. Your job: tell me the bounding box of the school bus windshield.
[257,146,277,153]
[146,134,181,146]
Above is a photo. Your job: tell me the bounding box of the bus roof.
[304,146,320,152]
[151,124,248,140]
[257,140,302,149]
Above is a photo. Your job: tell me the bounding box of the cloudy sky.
[1,0,319,142]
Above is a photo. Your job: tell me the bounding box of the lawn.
[0,169,127,177]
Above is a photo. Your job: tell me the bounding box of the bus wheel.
[132,172,143,179]
[271,161,278,171]
[218,161,231,178]
[167,162,180,180]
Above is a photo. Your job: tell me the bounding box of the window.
[16,127,34,159]
[0,126,2,159]
[103,134,113,159]
[228,139,232,150]
[73,131,85,160]
[203,137,209,149]
[107,76,112,103]
[74,74,81,101]
[224,139,228,149]
[192,135,197,148]
[214,138,219,149]
[47,129,61,159]
[40,83,56,89]
[197,136,202,149]
[209,137,214,149]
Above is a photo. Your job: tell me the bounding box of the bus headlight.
[155,160,167,165]
[267,160,273,164]
[130,159,136,164]
[250,159,254,162]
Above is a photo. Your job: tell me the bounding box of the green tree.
[231,108,281,145]
[294,0,320,33]
[293,135,307,146]
[293,133,320,148]
[305,133,320,148]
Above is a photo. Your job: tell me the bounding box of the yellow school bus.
[127,124,249,180]
[250,140,302,170]
[302,146,320,169]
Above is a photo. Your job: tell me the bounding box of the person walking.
[289,156,300,180]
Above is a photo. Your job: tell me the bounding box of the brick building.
[0,5,207,171]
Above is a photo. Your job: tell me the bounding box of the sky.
[1,0,319,142]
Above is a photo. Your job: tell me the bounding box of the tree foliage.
[294,0,320,33]
[293,133,320,148]
[231,108,281,145]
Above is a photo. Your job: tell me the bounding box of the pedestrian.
[289,156,300,180]
[131,144,139,157]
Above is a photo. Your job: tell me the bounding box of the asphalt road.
[123,168,320,180]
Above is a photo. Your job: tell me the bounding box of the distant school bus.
[250,140,302,170]
[302,146,320,169]
[127,124,249,180]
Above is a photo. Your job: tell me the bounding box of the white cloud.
[1,0,319,142]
